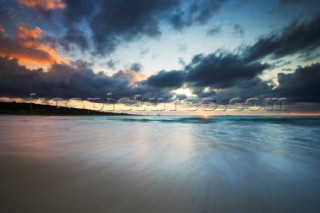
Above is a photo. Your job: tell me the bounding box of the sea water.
[0,116,319,212]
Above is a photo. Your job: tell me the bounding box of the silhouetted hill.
[0,102,132,116]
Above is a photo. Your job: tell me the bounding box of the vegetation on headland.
[0,102,133,116]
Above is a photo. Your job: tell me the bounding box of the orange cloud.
[16,24,42,41]
[0,27,5,34]
[17,24,67,64]
[17,0,65,10]
[0,24,67,69]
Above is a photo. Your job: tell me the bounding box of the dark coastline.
[0,102,132,116]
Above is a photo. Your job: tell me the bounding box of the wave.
[104,116,320,125]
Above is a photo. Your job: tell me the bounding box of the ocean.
[0,115,320,212]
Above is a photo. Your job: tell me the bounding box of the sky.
[0,0,320,110]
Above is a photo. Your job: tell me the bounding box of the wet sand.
[1,116,320,212]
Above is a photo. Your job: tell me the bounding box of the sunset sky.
[0,0,320,107]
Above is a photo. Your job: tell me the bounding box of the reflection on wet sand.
[0,116,320,212]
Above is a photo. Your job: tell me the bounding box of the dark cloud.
[0,56,140,98]
[144,51,271,100]
[63,0,95,23]
[147,70,185,88]
[183,52,273,101]
[190,54,204,64]
[194,77,273,103]
[130,63,142,72]
[269,0,316,14]
[0,57,45,98]
[61,28,89,52]
[60,0,229,54]
[64,0,174,54]
[0,56,178,100]
[186,53,270,88]
[275,63,320,102]
[3,0,231,55]
[142,48,275,102]
[169,0,226,30]
[87,0,179,54]
[244,15,320,62]
[2,54,320,103]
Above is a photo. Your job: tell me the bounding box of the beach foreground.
[0,116,320,212]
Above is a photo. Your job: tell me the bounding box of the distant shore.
[0,102,133,116]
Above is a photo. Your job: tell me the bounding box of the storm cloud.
[0,56,179,100]
[169,0,226,30]
[144,52,271,100]
[244,15,320,62]
[60,28,89,52]
[59,0,229,54]
[275,63,320,102]
[147,70,185,89]
[186,53,270,88]
[0,56,140,98]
